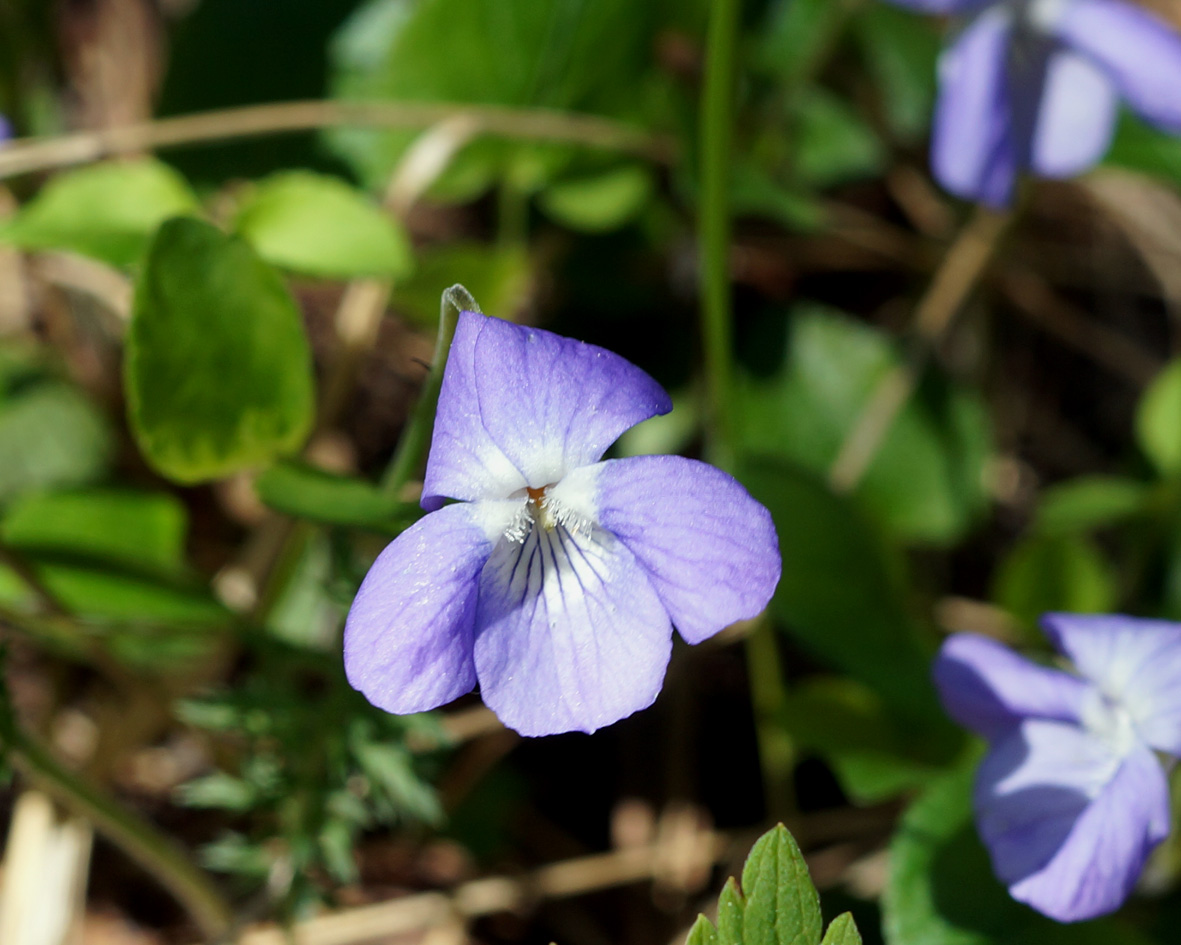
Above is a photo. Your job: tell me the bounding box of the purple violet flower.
[344,310,782,737]
[884,0,1181,205]
[933,613,1181,921]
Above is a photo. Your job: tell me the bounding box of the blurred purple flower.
[934,614,1181,921]
[0,114,11,144]
[886,0,1181,204]
[344,310,781,737]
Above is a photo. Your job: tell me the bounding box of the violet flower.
[344,310,781,737]
[934,614,1181,921]
[884,0,1181,205]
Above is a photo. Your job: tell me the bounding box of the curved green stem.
[699,0,795,819]
[381,285,479,498]
[7,727,234,940]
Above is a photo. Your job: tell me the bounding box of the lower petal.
[344,500,518,715]
[552,456,780,645]
[975,719,1169,922]
[1030,48,1119,178]
[473,521,672,736]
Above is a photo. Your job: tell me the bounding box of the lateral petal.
[422,311,671,509]
[474,521,672,736]
[976,719,1169,922]
[344,500,519,715]
[931,7,1021,206]
[1030,47,1119,178]
[1050,0,1181,131]
[552,456,780,644]
[1042,612,1181,756]
[933,633,1089,740]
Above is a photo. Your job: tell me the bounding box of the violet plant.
[883,0,1181,204]
[934,613,1181,921]
[344,307,782,737]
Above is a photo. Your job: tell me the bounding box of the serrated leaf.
[255,461,416,529]
[0,160,199,267]
[1137,358,1181,476]
[717,878,745,945]
[2,489,187,573]
[819,913,861,945]
[740,825,822,945]
[234,171,413,279]
[539,165,653,233]
[125,217,315,484]
[686,915,720,945]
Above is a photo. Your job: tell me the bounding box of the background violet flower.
[344,310,782,737]
[933,613,1181,921]
[885,0,1181,205]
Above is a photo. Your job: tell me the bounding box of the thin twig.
[0,101,675,181]
[828,206,1011,493]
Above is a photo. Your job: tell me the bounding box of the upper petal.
[880,0,994,11]
[473,518,672,736]
[344,500,519,715]
[1048,0,1181,131]
[1030,47,1119,178]
[932,6,1022,206]
[976,719,1169,922]
[422,311,671,509]
[552,456,780,644]
[1041,612,1181,756]
[933,633,1089,740]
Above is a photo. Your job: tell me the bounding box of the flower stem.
[5,726,234,940]
[699,0,740,468]
[381,285,479,498]
[699,0,796,820]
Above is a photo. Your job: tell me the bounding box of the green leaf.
[740,457,946,723]
[1105,110,1181,184]
[255,462,416,530]
[125,217,315,484]
[328,0,656,190]
[853,6,939,143]
[686,915,720,945]
[884,760,1151,945]
[395,242,533,327]
[1,489,186,573]
[0,383,112,505]
[717,879,746,945]
[177,772,258,812]
[782,677,945,804]
[754,0,844,86]
[32,563,226,625]
[741,825,822,945]
[1034,476,1148,535]
[738,306,991,544]
[1137,357,1181,476]
[539,164,653,233]
[0,160,199,267]
[818,914,861,945]
[234,172,414,279]
[794,90,884,190]
[993,535,1117,632]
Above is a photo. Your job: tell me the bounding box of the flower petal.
[1049,0,1181,131]
[1042,612,1181,756]
[473,519,672,736]
[882,0,992,11]
[344,500,519,715]
[551,456,780,644]
[1030,47,1119,178]
[976,719,1169,922]
[933,633,1089,740]
[422,311,671,509]
[931,7,1021,206]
